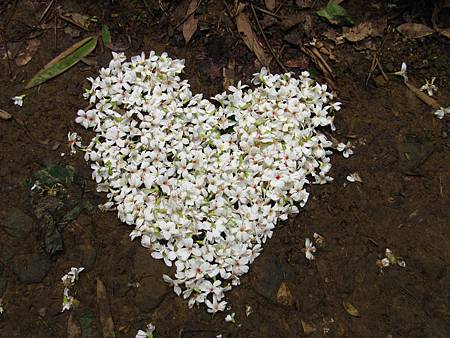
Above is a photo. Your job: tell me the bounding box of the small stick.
[250,4,287,73]
[254,6,282,20]
[39,0,54,23]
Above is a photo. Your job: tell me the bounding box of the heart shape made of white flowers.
[74,51,342,313]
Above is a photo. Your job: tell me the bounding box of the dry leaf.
[276,282,294,306]
[397,23,435,39]
[60,12,91,30]
[343,19,386,42]
[404,81,441,109]
[438,28,450,39]
[301,320,317,335]
[236,11,271,67]
[15,39,40,66]
[0,109,12,120]
[67,312,81,338]
[265,0,277,11]
[96,279,116,338]
[343,301,360,317]
[182,0,199,44]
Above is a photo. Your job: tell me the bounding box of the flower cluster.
[74,51,342,312]
[61,267,84,312]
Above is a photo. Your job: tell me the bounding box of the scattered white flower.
[61,287,75,312]
[225,312,236,323]
[346,172,362,183]
[67,132,82,155]
[336,141,354,158]
[61,267,84,312]
[136,323,155,338]
[313,232,324,245]
[245,304,252,317]
[61,267,85,287]
[397,260,406,268]
[0,298,4,315]
[434,107,450,119]
[216,335,223,338]
[420,77,437,96]
[394,62,408,82]
[380,258,390,267]
[303,238,316,260]
[74,52,345,312]
[12,95,25,106]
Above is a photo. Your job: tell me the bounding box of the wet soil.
[0,0,449,337]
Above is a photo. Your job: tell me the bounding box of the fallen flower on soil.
[393,62,408,82]
[12,95,25,106]
[73,51,345,312]
[225,312,236,323]
[376,248,406,271]
[303,238,316,260]
[346,172,362,183]
[0,298,4,315]
[434,107,450,119]
[61,267,84,312]
[135,323,155,338]
[420,77,437,96]
[336,141,354,158]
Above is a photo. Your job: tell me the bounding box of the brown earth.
[0,0,449,337]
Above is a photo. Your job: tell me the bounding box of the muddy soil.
[0,0,449,337]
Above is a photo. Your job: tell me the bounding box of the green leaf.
[317,3,353,26]
[101,24,112,46]
[25,36,98,89]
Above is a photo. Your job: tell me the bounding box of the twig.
[175,0,203,30]
[254,6,282,20]
[39,0,54,23]
[250,4,287,73]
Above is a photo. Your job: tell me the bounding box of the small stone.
[13,253,51,283]
[276,282,294,306]
[135,276,168,312]
[0,207,33,238]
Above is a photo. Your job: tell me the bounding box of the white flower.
[394,62,408,82]
[0,298,4,315]
[420,77,437,96]
[61,267,85,287]
[135,323,155,338]
[61,287,75,312]
[336,142,354,158]
[380,258,390,267]
[303,238,316,260]
[67,132,82,155]
[12,95,25,106]
[434,107,450,119]
[346,172,362,183]
[245,304,252,317]
[225,312,236,323]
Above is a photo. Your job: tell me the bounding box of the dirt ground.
[1,0,449,337]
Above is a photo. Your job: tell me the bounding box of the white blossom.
[420,77,437,96]
[394,62,408,82]
[434,107,450,119]
[12,95,25,106]
[346,172,362,183]
[136,323,155,338]
[303,238,316,260]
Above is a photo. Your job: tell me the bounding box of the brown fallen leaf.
[343,19,386,42]
[342,300,360,317]
[236,11,271,67]
[276,282,294,306]
[182,0,199,44]
[67,312,81,338]
[0,109,12,120]
[438,28,450,39]
[265,0,277,11]
[15,39,40,66]
[301,320,317,335]
[404,81,441,109]
[60,12,91,31]
[96,279,116,338]
[397,23,435,39]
